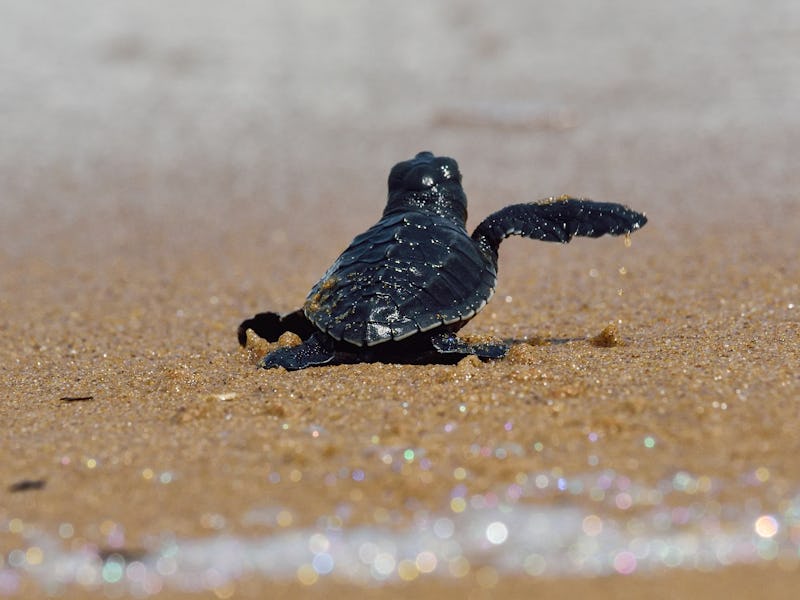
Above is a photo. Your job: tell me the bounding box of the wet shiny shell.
[304,211,496,347]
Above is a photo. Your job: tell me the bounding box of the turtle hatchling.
[238,151,647,370]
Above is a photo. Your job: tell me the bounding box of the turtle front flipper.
[237,309,317,346]
[430,331,509,361]
[259,332,337,370]
[471,197,647,256]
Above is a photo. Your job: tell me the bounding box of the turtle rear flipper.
[430,331,508,360]
[472,197,647,255]
[237,309,317,346]
[259,332,337,370]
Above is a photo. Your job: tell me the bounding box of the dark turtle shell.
[304,210,496,347]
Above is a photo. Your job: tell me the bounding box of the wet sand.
[2,1,799,598]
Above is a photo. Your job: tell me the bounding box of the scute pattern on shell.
[304,211,496,347]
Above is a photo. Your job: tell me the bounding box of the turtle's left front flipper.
[471,197,647,255]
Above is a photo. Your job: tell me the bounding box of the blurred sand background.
[1,1,799,598]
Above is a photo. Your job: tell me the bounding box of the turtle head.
[384,151,467,223]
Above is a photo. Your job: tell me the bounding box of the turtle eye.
[387,165,408,191]
[438,159,461,183]
[421,174,434,188]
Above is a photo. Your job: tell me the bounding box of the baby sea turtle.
[238,151,647,370]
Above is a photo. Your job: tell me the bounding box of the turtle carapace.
[238,151,647,370]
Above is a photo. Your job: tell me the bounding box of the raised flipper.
[259,332,337,370]
[430,331,509,360]
[237,309,317,346]
[471,196,647,256]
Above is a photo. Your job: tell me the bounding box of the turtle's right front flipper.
[237,308,317,346]
[471,197,647,256]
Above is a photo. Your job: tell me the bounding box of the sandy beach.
[2,1,799,598]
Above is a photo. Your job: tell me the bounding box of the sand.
[2,1,799,598]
